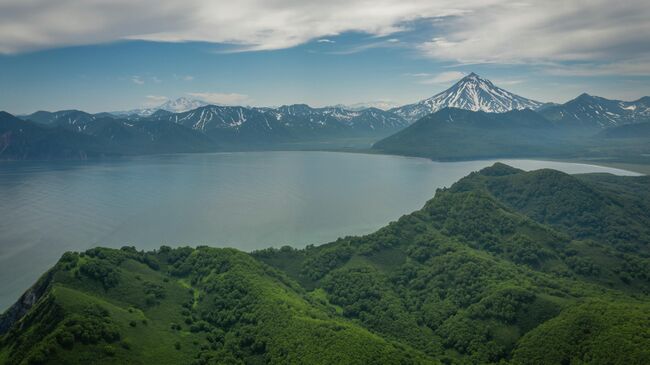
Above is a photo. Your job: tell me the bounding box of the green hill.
[0,248,429,365]
[2,164,649,364]
[371,108,650,162]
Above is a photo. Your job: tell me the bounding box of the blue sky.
[0,1,648,114]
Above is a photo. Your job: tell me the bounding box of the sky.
[0,0,649,114]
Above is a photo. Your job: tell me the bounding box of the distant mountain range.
[391,73,544,122]
[2,73,650,160]
[539,93,650,127]
[112,97,209,117]
[2,102,410,159]
[371,73,650,160]
[141,104,408,144]
[331,100,401,111]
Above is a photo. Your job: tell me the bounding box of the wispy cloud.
[417,71,465,84]
[326,38,405,55]
[131,76,144,85]
[143,95,168,107]
[187,92,250,106]
[403,73,432,78]
[0,0,446,53]
[491,78,524,86]
[418,1,650,75]
[543,58,650,77]
[0,0,647,77]
[173,74,194,81]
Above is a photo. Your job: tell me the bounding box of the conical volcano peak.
[392,72,543,122]
[455,73,495,88]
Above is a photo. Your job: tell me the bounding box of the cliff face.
[0,270,53,334]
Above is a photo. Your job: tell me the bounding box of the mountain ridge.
[540,92,650,127]
[111,97,209,117]
[5,73,650,161]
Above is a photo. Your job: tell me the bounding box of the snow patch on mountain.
[112,97,208,117]
[541,93,650,127]
[159,97,208,113]
[392,73,543,122]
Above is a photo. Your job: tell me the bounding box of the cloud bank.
[0,0,648,73]
[418,0,650,74]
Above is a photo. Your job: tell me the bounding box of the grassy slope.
[2,164,650,364]
[0,247,433,365]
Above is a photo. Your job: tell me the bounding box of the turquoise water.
[0,151,639,309]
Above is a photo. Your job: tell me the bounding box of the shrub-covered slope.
[2,164,649,364]
[0,247,429,365]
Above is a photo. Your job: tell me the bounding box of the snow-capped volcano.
[392,73,543,122]
[112,97,208,117]
[158,97,208,113]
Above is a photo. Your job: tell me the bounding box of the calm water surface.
[0,151,639,309]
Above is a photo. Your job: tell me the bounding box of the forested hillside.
[2,164,649,364]
[372,107,650,162]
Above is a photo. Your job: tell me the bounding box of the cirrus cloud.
[419,0,650,74]
[418,71,466,84]
[143,95,169,107]
[0,0,648,76]
[0,0,471,54]
[131,75,145,85]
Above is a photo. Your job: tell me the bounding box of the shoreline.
[3,145,649,175]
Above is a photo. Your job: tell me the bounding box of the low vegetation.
[1,164,649,364]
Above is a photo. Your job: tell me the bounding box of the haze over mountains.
[1,73,649,160]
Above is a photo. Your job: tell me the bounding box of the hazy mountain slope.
[268,105,407,133]
[1,111,218,158]
[146,104,407,143]
[0,112,111,160]
[22,110,105,129]
[597,121,650,138]
[147,105,293,145]
[391,73,543,123]
[372,108,585,160]
[79,118,217,153]
[14,101,408,156]
[541,93,650,128]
